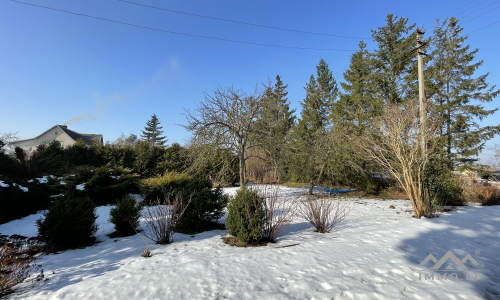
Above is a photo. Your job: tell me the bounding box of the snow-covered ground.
[1,186,499,299]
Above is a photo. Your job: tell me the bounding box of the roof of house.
[14,125,103,146]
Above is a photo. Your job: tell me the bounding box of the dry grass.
[0,238,43,297]
[221,236,267,247]
[457,177,500,206]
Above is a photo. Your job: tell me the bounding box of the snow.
[12,183,29,192]
[76,183,86,191]
[59,181,66,185]
[36,176,49,184]
[0,180,9,187]
[1,186,499,299]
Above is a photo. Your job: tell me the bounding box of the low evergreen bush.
[69,166,141,206]
[176,177,229,233]
[109,195,143,236]
[142,172,191,203]
[36,194,98,250]
[0,177,55,224]
[225,188,266,244]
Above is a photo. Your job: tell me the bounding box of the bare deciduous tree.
[183,86,266,190]
[354,102,437,218]
[0,131,20,153]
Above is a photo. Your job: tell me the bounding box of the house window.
[55,131,58,135]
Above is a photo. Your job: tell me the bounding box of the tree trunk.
[239,151,246,191]
[308,176,314,195]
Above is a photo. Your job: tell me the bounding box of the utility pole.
[415,29,427,154]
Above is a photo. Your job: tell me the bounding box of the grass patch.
[221,236,268,247]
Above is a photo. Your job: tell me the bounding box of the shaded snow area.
[76,183,86,191]
[0,180,9,187]
[1,187,499,299]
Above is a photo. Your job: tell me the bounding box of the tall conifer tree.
[292,59,338,194]
[141,114,167,147]
[428,18,499,168]
[255,75,295,178]
[371,14,416,104]
[332,41,380,131]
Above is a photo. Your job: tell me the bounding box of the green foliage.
[71,166,141,206]
[4,147,57,179]
[370,14,416,105]
[141,114,167,147]
[291,59,338,189]
[225,188,265,244]
[36,194,98,249]
[142,171,192,202]
[333,41,380,131]
[428,17,500,168]
[176,177,229,233]
[422,162,461,206]
[0,176,55,224]
[109,195,143,236]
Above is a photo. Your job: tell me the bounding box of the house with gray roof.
[12,125,103,152]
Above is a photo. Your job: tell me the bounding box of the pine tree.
[141,114,167,147]
[371,14,416,104]
[292,59,338,194]
[428,18,500,169]
[332,41,380,131]
[255,75,295,180]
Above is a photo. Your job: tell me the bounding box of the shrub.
[258,186,298,243]
[176,177,229,233]
[109,195,144,236]
[0,177,55,224]
[36,194,98,250]
[423,163,461,207]
[141,195,191,244]
[0,237,42,297]
[142,171,191,203]
[299,193,352,233]
[225,188,266,244]
[458,178,500,206]
[144,173,228,233]
[69,166,141,206]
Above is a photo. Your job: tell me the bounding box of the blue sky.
[1,0,499,162]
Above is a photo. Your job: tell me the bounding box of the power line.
[6,0,357,51]
[462,4,500,24]
[467,19,500,34]
[117,0,372,40]
[457,0,500,20]
[423,0,477,26]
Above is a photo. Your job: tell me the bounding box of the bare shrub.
[299,193,352,233]
[0,238,43,297]
[257,186,298,242]
[458,177,500,206]
[140,195,192,244]
[354,102,437,218]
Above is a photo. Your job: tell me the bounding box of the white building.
[12,125,103,152]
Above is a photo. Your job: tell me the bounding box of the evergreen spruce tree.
[332,41,380,131]
[292,59,338,194]
[428,18,499,168]
[255,75,295,179]
[141,114,167,147]
[371,14,416,104]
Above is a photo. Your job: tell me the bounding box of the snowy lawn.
[1,186,499,299]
